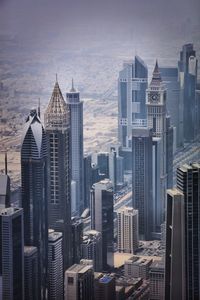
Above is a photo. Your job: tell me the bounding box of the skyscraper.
[118,56,148,170]
[48,230,63,300]
[24,246,38,300]
[82,230,103,271]
[44,80,72,270]
[95,275,116,300]
[0,153,10,208]
[164,188,185,300]
[149,260,164,300]
[21,109,48,299]
[83,154,92,209]
[117,206,139,253]
[71,217,83,264]
[132,127,153,240]
[176,163,200,300]
[0,207,24,300]
[66,80,84,216]
[178,44,198,142]
[146,61,173,228]
[64,264,94,300]
[90,179,114,270]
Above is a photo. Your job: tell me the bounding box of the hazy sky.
[0,0,199,46]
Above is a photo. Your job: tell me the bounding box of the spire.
[38,98,41,118]
[70,78,76,92]
[5,152,7,175]
[150,60,162,86]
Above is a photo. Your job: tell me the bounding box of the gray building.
[118,56,148,170]
[21,109,48,299]
[176,163,200,300]
[90,179,114,270]
[178,44,198,142]
[0,207,24,300]
[149,260,164,300]
[117,207,139,253]
[95,274,116,300]
[48,230,63,300]
[71,217,83,264]
[66,80,84,216]
[0,175,10,209]
[159,67,182,147]
[124,256,153,280]
[24,246,38,300]
[165,188,185,300]
[44,80,72,270]
[132,127,153,240]
[64,264,94,300]
[82,230,102,272]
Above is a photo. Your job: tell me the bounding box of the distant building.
[0,174,10,209]
[132,127,153,240]
[71,217,83,264]
[94,274,116,300]
[117,207,139,253]
[66,80,84,216]
[82,230,102,271]
[178,44,198,142]
[48,230,63,300]
[96,152,109,178]
[83,154,92,209]
[118,56,148,170]
[124,256,153,279]
[21,109,48,299]
[165,188,185,300]
[0,207,24,300]
[24,246,38,300]
[90,179,114,270]
[45,81,72,270]
[149,260,164,300]
[64,264,94,300]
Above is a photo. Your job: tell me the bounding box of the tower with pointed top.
[66,80,84,216]
[146,61,173,234]
[21,109,48,299]
[44,80,72,270]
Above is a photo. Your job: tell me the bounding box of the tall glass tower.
[44,80,72,270]
[66,80,84,216]
[21,109,48,299]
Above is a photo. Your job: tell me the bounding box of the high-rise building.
[95,274,116,300]
[66,80,84,216]
[44,81,72,270]
[132,127,153,240]
[146,61,173,229]
[0,153,10,209]
[0,207,24,300]
[164,188,185,300]
[48,230,63,300]
[117,207,139,253]
[159,67,182,147]
[90,179,114,270]
[21,109,48,299]
[118,56,148,170]
[24,246,38,300]
[71,217,83,264]
[96,152,109,178]
[64,264,94,300]
[178,44,198,142]
[108,145,124,190]
[83,154,92,209]
[176,163,200,300]
[149,260,164,300]
[166,116,174,189]
[82,230,102,271]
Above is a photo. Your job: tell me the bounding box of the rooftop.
[66,264,93,274]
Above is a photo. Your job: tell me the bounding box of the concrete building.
[24,246,38,300]
[0,154,10,208]
[149,260,164,300]
[64,264,94,300]
[117,207,139,253]
[94,274,116,300]
[176,163,200,300]
[45,80,72,270]
[66,80,84,216]
[118,56,148,170]
[132,127,153,240]
[48,230,63,300]
[0,207,24,300]
[71,217,83,264]
[165,188,185,300]
[90,179,114,270]
[21,109,48,299]
[82,230,102,271]
[124,256,153,279]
